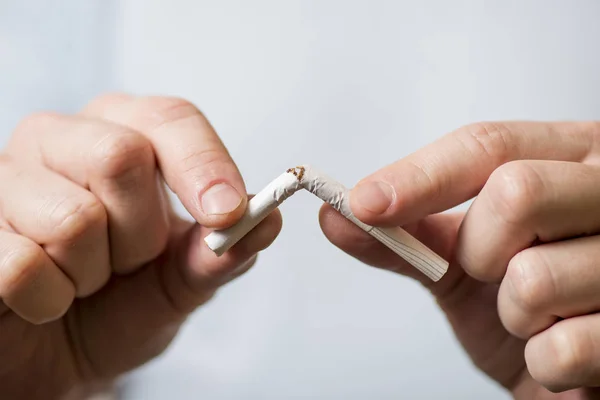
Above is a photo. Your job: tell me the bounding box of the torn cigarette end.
[286,166,305,181]
[204,165,449,281]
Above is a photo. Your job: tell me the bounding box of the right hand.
[0,94,282,399]
[320,121,600,399]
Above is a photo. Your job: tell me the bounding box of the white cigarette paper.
[204,165,449,281]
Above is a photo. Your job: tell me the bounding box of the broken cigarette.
[204,165,448,281]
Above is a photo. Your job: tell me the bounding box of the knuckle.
[50,195,107,243]
[548,328,591,382]
[180,146,233,178]
[13,111,63,138]
[558,121,600,146]
[87,92,132,109]
[486,161,543,224]
[0,239,75,324]
[456,122,511,162]
[0,242,47,294]
[403,159,443,202]
[506,251,555,312]
[137,96,202,131]
[506,249,556,312]
[91,129,154,179]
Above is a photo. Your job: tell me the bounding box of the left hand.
[319,121,600,398]
[0,94,282,399]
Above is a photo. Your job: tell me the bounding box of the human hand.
[319,122,600,399]
[0,94,281,399]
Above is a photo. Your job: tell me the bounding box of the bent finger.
[0,157,110,296]
[0,231,74,324]
[8,112,169,273]
[81,94,247,229]
[457,160,600,282]
[526,314,600,392]
[499,235,600,340]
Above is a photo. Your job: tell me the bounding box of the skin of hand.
[0,94,282,399]
[319,121,600,399]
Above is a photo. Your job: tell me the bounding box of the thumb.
[160,211,282,314]
[319,204,463,294]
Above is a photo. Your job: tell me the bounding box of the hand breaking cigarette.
[204,165,448,281]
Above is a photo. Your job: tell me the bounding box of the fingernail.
[201,183,242,215]
[353,181,396,214]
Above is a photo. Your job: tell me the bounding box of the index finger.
[350,121,598,226]
[82,94,247,229]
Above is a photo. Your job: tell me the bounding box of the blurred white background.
[2,1,600,399]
